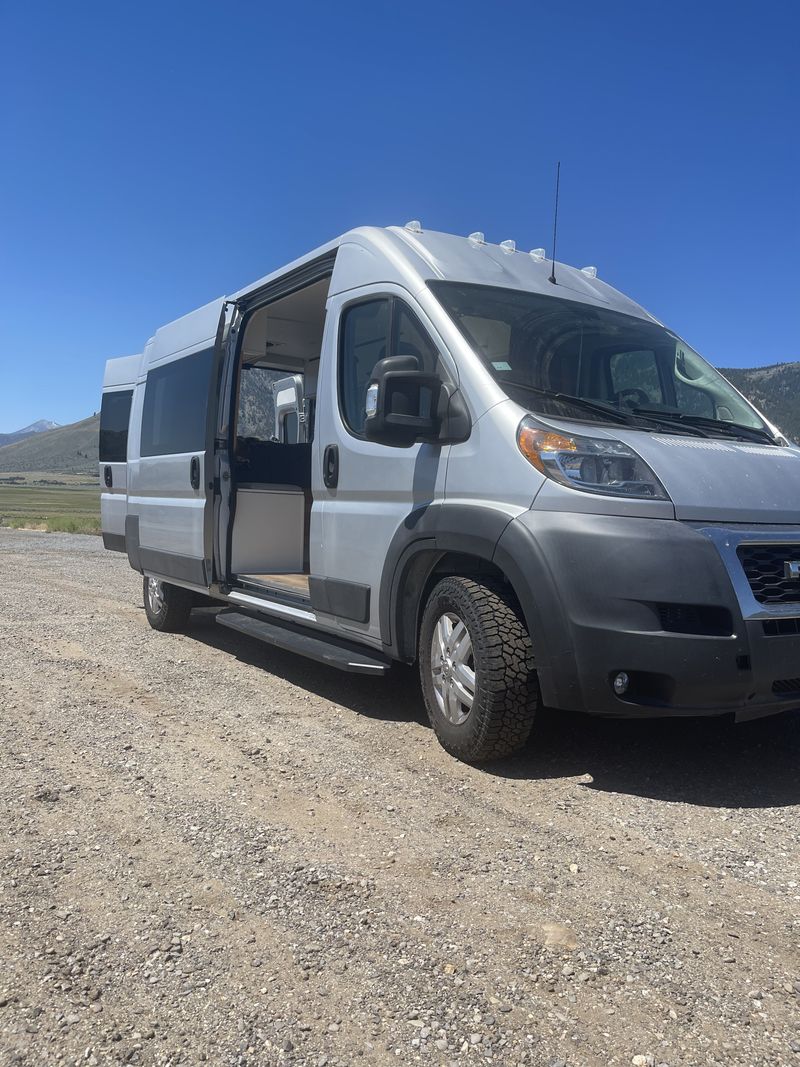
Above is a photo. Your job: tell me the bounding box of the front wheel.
[143,576,195,633]
[419,576,538,762]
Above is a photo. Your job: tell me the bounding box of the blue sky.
[1,0,797,431]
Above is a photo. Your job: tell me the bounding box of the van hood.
[611,430,800,524]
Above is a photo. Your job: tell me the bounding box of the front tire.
[419,576,538,762]
[143,576,195,633]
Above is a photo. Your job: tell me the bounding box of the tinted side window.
[339,299,445,435]
[99,389,133,462]
[609,350,664,404]
[339,300,390,434]
[394,304,438,373]
[675,379,715,417]
[141,349,214,457]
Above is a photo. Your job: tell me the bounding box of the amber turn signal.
[517,424,577,474]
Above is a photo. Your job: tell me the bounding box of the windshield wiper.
[632,407,778,445]
[500,380,642,426]
[500,380,709,436]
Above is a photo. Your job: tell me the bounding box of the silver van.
[100,223,800,762]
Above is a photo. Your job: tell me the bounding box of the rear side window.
[141,349,214,457]
[99,389,133,462]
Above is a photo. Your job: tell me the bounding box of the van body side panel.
[99,354,140,550]
[128,298,226,590]
[101,489,128,551]
[124,381,145,571]
[99,389,132,550]
[135,453,207,557]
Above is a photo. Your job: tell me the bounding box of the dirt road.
[1,529,798,1067]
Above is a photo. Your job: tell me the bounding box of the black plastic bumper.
[496,512,800,720]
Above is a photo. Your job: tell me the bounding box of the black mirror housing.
[364,355,441,445]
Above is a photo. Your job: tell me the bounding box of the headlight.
[517,417,668,499]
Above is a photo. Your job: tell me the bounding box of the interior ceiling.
[242,278,330,366]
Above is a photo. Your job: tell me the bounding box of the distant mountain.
[0,415,99,475]
[720,362,800,442]
[21,419,60,433]
[0,418,60,448]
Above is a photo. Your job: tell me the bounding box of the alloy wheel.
[430,611,476,725]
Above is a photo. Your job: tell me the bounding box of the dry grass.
[0,484,101,535]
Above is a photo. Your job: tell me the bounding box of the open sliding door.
[212,251,338,590]
[129,297,233,589]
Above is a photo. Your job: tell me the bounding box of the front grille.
[737,544,800,604]
[657,603,733,636]
[763,617,800,637]
[772,677,800,696]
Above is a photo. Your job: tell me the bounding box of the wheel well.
[395,550,520,663]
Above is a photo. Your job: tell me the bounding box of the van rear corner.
[99,354,140,553]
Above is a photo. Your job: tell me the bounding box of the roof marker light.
[581,265,598,278]
[404,219,423,233]
[468,231,485,246]
[500,239,516,254]
[529,247,546,261]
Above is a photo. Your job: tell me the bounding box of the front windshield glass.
[430,282,769,435]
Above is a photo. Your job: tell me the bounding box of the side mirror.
[364,355,441,446]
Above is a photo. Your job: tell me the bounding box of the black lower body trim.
[140,546,207,587]
[309,575,370,623]
[102,532,126,553]
[125,515,142,572]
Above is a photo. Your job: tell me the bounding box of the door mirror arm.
[436,383,471,444]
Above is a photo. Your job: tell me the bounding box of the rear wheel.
[143,576,195,633]
[419,576,538,762]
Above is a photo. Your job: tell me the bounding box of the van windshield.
[430,282,773,439]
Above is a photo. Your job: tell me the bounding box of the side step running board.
[216,610,390,675]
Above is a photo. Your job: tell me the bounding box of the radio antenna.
[548,161,561,285]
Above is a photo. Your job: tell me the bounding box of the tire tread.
[143,577,195,633]
[420,576,538,762]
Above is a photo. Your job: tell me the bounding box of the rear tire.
[419,576,538,762]
[143,576,195,633]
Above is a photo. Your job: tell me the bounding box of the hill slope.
[0,415,99,475]
[720,362,800,441]
[0,419,60,448]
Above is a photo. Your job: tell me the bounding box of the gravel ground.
[1,528,799,1067]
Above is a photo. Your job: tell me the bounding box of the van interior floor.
[237,573,311,598]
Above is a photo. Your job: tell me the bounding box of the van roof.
[102,353,142,389]
[138,224,658,362]
[231,224,657,324]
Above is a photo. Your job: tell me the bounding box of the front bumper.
[496,513,800,720]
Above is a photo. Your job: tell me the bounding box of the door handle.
[323,444,339,489]
[190,456,201,490]
[103,465,113,489]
